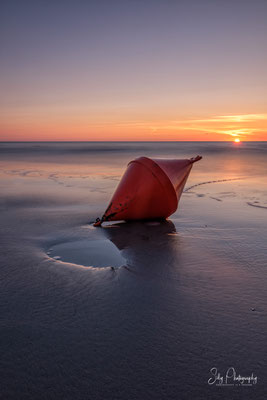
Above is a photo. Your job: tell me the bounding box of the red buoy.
[93,155,202,226]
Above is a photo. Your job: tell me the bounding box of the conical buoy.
[93,155,202,226]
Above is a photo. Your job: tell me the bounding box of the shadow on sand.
[102,220,180,273]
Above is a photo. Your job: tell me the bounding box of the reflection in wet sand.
[47,238,126,268]
[46,220,180,274]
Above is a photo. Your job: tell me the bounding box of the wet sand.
[0,142,267,399]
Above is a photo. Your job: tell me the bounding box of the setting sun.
[234,138,240,143]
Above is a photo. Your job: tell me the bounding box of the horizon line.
[0,140,266,143]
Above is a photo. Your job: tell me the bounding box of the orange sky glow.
[1,112,266,141]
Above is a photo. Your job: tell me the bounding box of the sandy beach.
[0,141,266,399]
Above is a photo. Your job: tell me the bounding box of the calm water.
[0,142,267,399]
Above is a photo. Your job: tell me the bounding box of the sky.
[0,0,266,141]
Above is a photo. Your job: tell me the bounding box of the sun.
[234,138,240,143]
